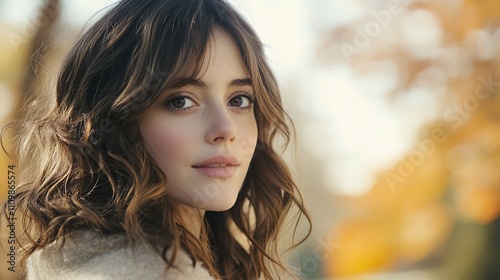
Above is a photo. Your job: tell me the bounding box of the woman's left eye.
[228,93,255,109]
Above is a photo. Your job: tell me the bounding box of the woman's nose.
[205,107,237,144]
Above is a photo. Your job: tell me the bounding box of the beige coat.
[26,231,214,280]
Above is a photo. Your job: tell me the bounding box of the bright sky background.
[1,0,440,197]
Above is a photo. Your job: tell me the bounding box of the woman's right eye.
[165,95,196,111]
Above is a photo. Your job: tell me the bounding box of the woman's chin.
[202,196,239,212]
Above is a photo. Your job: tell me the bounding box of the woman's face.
[139,29,258,211]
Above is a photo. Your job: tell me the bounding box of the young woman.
[5,0,310,279]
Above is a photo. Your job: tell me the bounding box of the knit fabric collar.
[26,230,214,280]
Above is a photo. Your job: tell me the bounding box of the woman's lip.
[192,155,239,178]
[192,155,239,168]
[193,165,237,179]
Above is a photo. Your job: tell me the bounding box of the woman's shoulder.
[26,230,214,280]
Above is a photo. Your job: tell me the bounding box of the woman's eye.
[167,96,195,110]
[228,94,254,109]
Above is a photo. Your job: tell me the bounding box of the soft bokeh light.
[400,9,443,59]
[300,63,414,195]
[1,0,41,24]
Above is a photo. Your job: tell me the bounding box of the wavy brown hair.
[3,0,311,279]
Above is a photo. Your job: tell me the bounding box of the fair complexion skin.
[139,28,258,235]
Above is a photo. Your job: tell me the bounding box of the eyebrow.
[171,77,252,89]
[228,78,252,87]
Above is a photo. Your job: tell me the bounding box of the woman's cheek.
[144,125,190,163]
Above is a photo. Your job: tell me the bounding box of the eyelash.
[164,91,256,112]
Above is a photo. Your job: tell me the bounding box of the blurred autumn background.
[1,0,500,279]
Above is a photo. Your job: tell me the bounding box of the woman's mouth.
[192,155,239,178]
